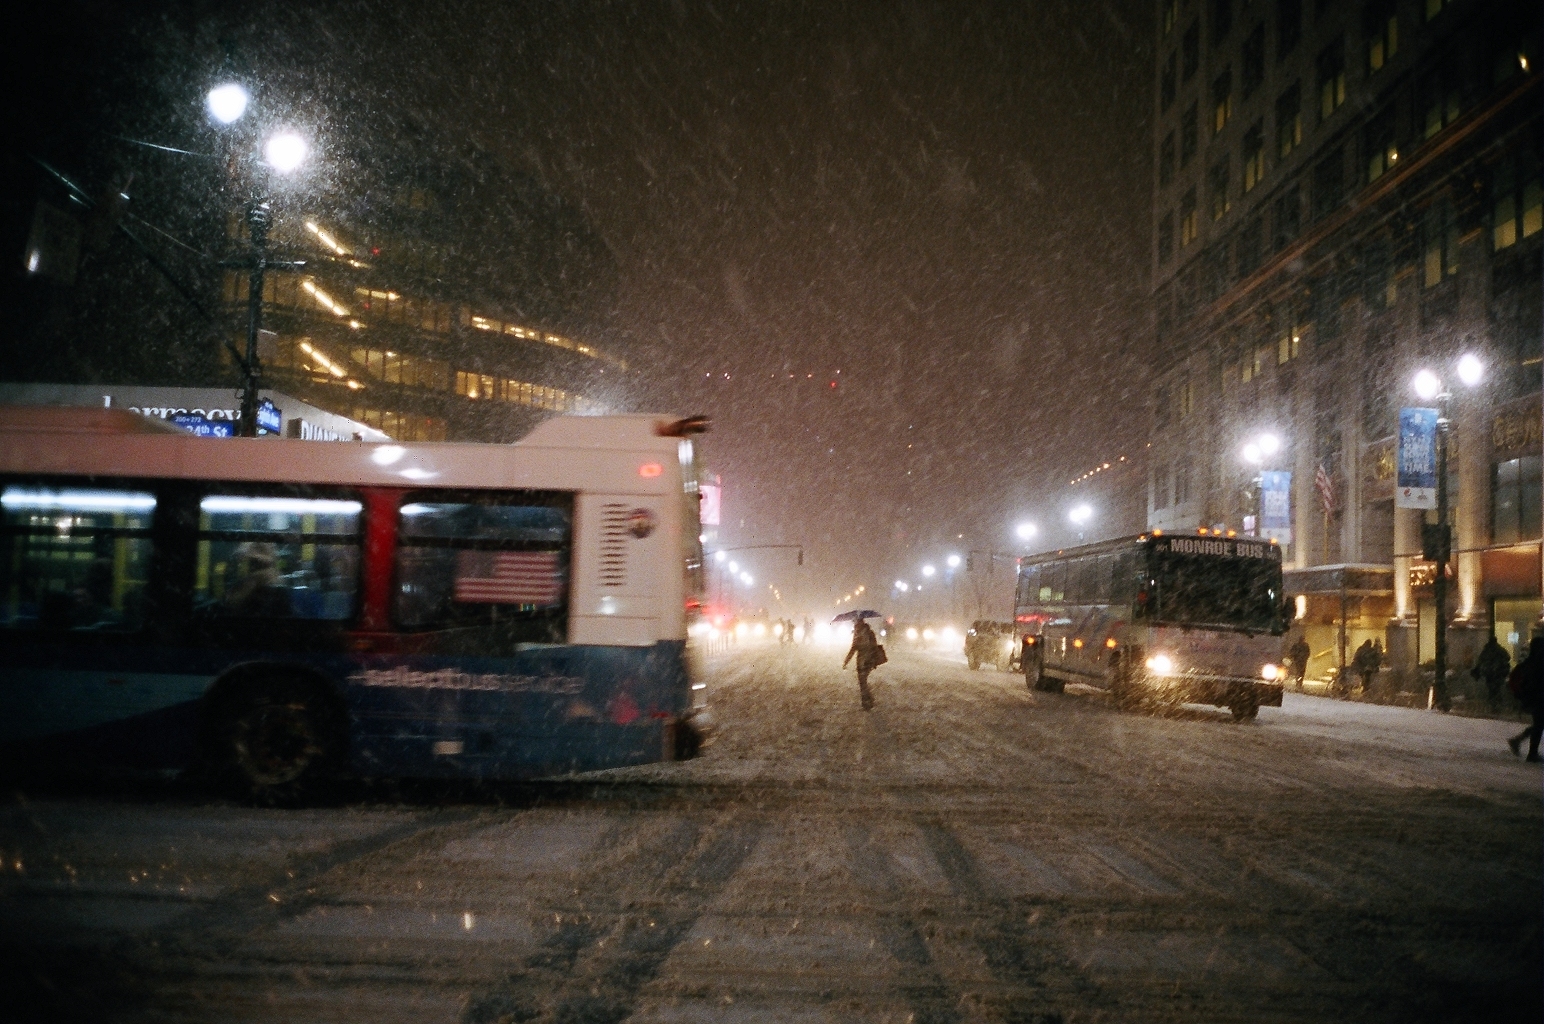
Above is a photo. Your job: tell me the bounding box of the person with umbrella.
[836,609,886,710]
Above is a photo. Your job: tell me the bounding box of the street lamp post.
[1068,504,1092,543]
[1241,432,1282,537]
[1413,355,1483,713]
[208,83,309,436]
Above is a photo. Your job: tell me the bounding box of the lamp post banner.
[1396,407,1438,509]
[1260,470,1292,544]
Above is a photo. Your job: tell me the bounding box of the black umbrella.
[832,609,882,622]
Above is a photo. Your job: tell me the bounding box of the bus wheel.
[1025,654,1042,690]
[206,674,345,804]
[967,655,980,671]
[1229,698,1259,722]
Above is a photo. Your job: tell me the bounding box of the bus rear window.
[395,493,571,635]
[0,486,155,631]
[194,494,362,620]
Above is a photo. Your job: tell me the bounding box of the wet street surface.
[3,644,1540,1023]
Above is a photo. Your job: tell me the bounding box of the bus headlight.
[1260,663,1282,681]
[1145,653,1175,675]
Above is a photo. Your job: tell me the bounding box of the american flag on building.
[454,550,564,605]
[1315,462,1336,514]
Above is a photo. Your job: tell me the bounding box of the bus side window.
[0,485,155,632]
[194,492,362,620]
[1110,552,1136,604]
[395,492,572,639]
[1019,564,1040,605]
[1043,563,1066,603]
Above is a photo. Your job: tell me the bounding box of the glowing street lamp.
[921,564,936,578]
[946,554,961,569]
[262,132,309,174]
[894,580,909,592]
[1015,521,1038,542]
[206,83,249,125]
[1068,504,1093,543]
[1411,353,1484,712]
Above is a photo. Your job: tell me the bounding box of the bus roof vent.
[598,502,629,587]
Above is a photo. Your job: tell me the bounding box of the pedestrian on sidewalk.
[842,617,884,710]
[1288,635,1310,691]
[1505,636,1544,762]
[1470,635,1511,710]
[1352,639,1381,698]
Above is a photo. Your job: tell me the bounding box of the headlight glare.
[1145,653,1174,675]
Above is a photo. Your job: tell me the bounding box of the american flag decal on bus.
[454,550,564,605]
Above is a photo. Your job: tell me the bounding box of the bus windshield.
[1147,551,1283,633]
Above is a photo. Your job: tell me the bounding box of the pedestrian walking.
[842,617,885,710]
[1470,635,1511,709]
[1505,636,1544,762]
[1352,639,1380,697]
[1288,635,1310,691]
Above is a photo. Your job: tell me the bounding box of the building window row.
[223,271,624,369]
[454,371,594,414]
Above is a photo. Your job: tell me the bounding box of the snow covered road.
[2,643,1539,1022]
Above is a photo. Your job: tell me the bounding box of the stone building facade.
[1143,0,1541,683]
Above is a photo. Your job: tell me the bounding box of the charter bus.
[1015,531,1288,720]
[0,406,710,800]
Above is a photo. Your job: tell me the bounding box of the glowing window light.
[303,221,349,255]
[200,496,361,516]
[2,488,156,512]
[301,280,351,317]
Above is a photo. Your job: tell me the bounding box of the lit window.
[1242,123,1265,192]
[1212,68,1233,134]
[1276,83,1302,159]
[1366,8,1398,73]
[1422,200,1459,287]
[1317,40,1346,121]
[1210,160,1231,221]
[1182,102,1199,166]
[1181,189,1199,246]
[1493,151,1544,250]
[1365,108,1398,182]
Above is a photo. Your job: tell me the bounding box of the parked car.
[966,620,1020,671]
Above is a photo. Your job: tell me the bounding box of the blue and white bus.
[0,406,709,800]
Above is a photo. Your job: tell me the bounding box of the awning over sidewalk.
[1284,564,1394,597]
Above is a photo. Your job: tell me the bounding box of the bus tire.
[1230,697,1259,722]
[967,654,980,670]
[203,671,346,805]
[1025,652,1043,690]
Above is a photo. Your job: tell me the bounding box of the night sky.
[19,0,1155,613]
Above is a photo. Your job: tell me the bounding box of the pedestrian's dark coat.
[1471,637,1511,691]
[1289,636,1310,676]
[845,620,881,673]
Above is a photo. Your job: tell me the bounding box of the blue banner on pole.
[1397,407,1438,509]
[1260,470,1292,544]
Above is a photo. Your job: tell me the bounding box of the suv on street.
[965,620,1020,671]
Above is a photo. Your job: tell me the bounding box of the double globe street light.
[1241,431,1283,538]
[205,81,311,436]
[1411,353,1484,712]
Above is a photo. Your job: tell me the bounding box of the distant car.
[966,620,1020,671]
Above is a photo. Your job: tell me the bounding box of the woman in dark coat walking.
[843,618,882,710]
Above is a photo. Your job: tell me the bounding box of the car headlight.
[1260,663,1282,681]
[1145,653,1175,675]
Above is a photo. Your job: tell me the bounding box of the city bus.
[1015,531,1288,720]
[0,406,709,800]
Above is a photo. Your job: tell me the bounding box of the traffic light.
[1421,523,1450,562]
